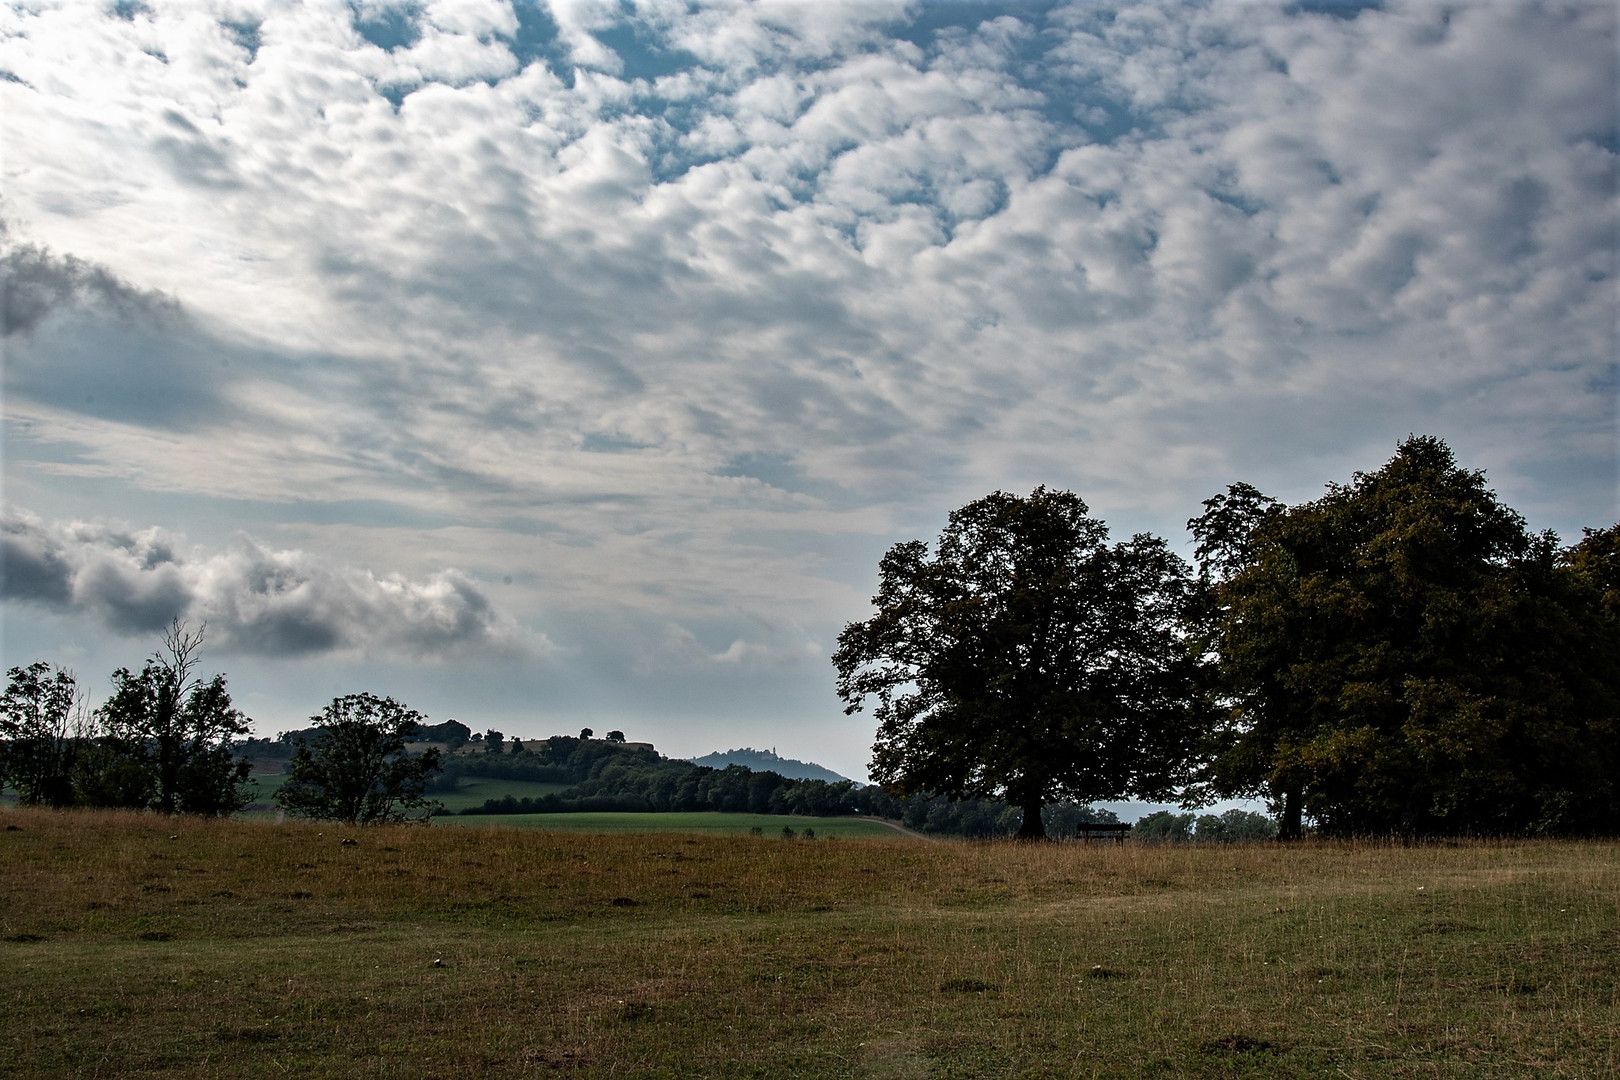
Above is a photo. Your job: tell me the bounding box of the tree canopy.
[0,661,80,807]
[274,693,443,825]
[1192,436,1619,837]
[96,622,255,816]
[834,487,1201,839]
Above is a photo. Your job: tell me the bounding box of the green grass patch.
[448,811,900,837]
[1,806,1614,1078]
[239,773,569,815]
[429,776,572,812]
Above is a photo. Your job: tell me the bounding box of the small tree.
[97,622,255,816]
[606,730,626,744]
[1133,810,1195,843]
[580,728,594,740]
[275,694,442,824]
[0,661,81,807]
[1194,809,1278,843]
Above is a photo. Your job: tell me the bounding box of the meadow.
[1,807,1615,1078]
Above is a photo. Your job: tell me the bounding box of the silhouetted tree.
[1193,437,1618,837]
[1132,810,1195,843]
[835,487,1203,839]
[97,622,255,816]
[1193,809,1278,842]
[275,694,442,825]
[0,661,81,806]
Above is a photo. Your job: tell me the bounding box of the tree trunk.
[1015,793,1046,840]
[1278,785,1304,841]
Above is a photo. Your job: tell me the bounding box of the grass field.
[1,807,1615,1078]
[449,811,903,837]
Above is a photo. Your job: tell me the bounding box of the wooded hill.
[441,734,1119,839]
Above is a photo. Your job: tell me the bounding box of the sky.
[1,0,1615,787]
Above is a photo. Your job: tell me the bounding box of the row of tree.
[836,436,1618,838]
[0,627,442,825]
[1133,809,1278,843]
[450,734,1123,837]
[0,623,255,815]
[0,647,1120,836]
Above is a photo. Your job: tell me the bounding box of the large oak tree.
[834,487,1201,839]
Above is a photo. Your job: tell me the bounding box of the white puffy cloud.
[0,510,545,660]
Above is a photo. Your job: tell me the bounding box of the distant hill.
[684,748,851,783]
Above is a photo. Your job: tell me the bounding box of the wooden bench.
[1071,823,1132,844]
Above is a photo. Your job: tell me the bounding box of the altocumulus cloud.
[0,0,1609,534]
[0,511,546,661]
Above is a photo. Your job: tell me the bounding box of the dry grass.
[2,807,1616,1078]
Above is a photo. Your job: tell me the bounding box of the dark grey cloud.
[0,510,543,660]
[0,514,74,605]
[1,239,178,337]
[1,512,194,633]
[0,240,240,429]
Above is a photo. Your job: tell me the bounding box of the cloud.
[0,0,1612,737]
[2,5,1610,506]
[631,620,824,676]
[1,238,179,337]
[0,510,545,660]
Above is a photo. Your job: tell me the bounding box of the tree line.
[835,436,1618,839]
[0,629,443,825]
[0,623,256,815]
[6,436,1614,838]
[448,734,1123,837]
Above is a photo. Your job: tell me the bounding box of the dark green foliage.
[1042,801,1122,838]
[1193,436,1618,837]
[3,631,255,815]
[455,735,1115,837]
[1193,809,1278,842]
[94,622,255,816]
[835,487,1202,839]
[1133,811,1195,843]
[0,661,80,806]
[234,735,293,760]
[274,694,443,825]
[1564,524,1620,621]
[410,718,472,750]
[65,737,154,809]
